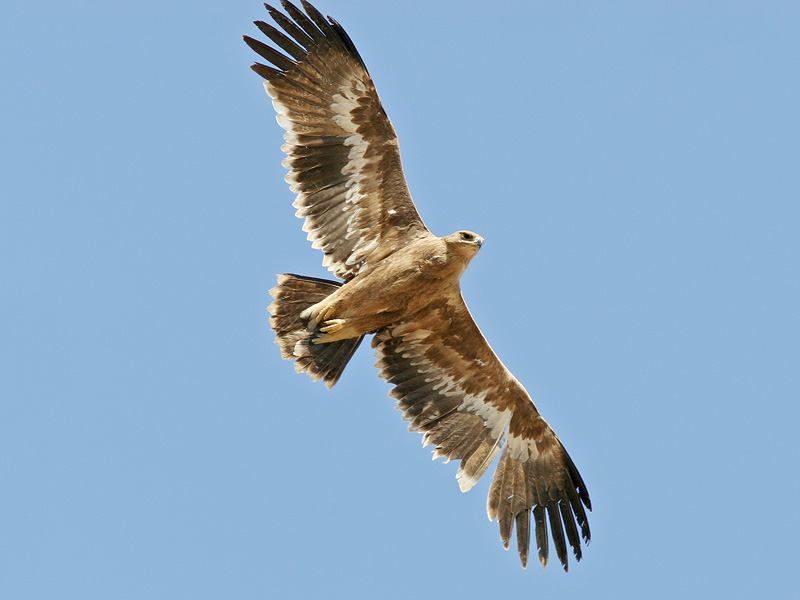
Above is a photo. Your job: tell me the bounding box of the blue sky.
[3,1,799,598]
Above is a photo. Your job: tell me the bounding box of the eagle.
[244,0,591,570]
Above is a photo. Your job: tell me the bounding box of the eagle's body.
[305,231,482,343]
[245,0,592,570]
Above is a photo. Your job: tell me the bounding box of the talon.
[320,318,346,333]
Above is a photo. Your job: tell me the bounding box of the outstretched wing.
[244,1,429,281]
[372,295,591,570]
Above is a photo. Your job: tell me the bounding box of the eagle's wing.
[244,1,429,281]
[372,295,591,570]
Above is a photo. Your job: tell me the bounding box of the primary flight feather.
[244,0,591,570]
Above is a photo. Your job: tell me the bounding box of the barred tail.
[268,273,363,388]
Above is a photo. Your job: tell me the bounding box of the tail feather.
[268,273,363,388]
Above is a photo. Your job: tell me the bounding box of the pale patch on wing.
[505,431,541,462]
[454,389,512,492]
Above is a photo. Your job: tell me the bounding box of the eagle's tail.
[268,273,364,388]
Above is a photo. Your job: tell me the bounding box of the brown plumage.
[246,1,591,570]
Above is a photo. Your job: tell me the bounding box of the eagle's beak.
[475,236,484,248]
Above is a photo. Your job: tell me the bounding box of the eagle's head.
[450,230,483,250]
[443,230,484,270]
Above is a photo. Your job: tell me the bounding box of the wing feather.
[547,503,568,570]
[245,0,428,280]
[515,509,531,568]
[533,505,548,567]
[265,3,315,49]
[246,36,297,72]
[372,294,591,569]
[560,492,582,562]
[254,21,307,61]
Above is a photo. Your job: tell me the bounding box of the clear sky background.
[3,1,799,598]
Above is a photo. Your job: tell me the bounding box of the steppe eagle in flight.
[244,0,591,570]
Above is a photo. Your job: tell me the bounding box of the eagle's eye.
[460,232,473,241]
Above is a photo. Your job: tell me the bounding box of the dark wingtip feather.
[327,16,367,69]
[281,0,327,45]
[515,510,530,568]
[559,495,583,562]
[250,62,281,80]
[581,486,593,512]
[243,35,296,71]
[547,504,569,572]
[263,2,315,50]
[254,20,307,60]
[300,0,337,38]
[533,505,548,567]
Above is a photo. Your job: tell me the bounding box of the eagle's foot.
[300,303,336,324]
[320,318,346,333]
[313,318,359,344]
